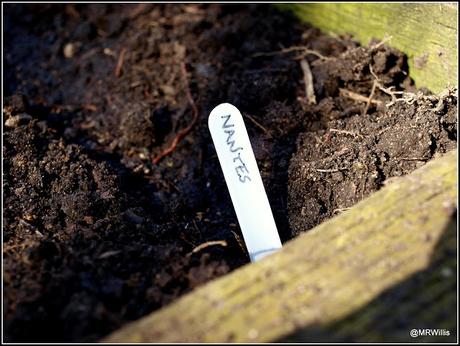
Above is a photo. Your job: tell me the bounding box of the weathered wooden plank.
[102,149,457,343]
[279,216,457,342]
[278,3,458,93]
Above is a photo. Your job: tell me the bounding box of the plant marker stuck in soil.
[209,103,283,262]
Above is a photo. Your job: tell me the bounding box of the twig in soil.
[231,230,249,257]
[315,167,348,173]
[369,35,393,51]
[187,240,228,256]
[300,59,316,105]
[335,146,351,157]
[251,46,331,61]
[373,79,458,110]
[339,88,382,106]
[152,61,199,164]
[78,47,100,61]
[98,250,122,259]
[332,207,351,214]
[369,64,381,81]
[242,112,271,136]
[362,80,378,116]
[433,86,457,113]
[369,65,418,107]
[377,126,391,136]
[114,48,127,77]
[180,229,196,248]
[329,128,364,140]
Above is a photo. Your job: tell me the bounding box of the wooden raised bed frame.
[103,3,458,343]
[279,3,458,93]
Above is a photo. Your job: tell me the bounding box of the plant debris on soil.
[3,4,457,342]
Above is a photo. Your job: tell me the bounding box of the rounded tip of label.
[208,103,240,127]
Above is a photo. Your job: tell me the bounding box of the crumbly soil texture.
[3,4,457,342]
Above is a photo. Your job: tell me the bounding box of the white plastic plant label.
[208,103,282,262]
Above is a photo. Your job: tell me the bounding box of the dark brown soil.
[3,4,457,342]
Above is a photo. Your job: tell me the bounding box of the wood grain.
[278,3,458,93]
[103,150,457,343]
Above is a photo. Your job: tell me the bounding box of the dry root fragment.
[300,58,316,105]
[369,35,393,51]
[231,230,248,257]
[369,65,457,109]
[187,240,228,257]
[329,128,364,140]
[242,113,271,136]
[315,167,348,173]
[339,88,381,106]
[332,207,351,214]
[362,80,378,116]
[252,46,331,61]
[114,48,127,77]
[152,61,199,165]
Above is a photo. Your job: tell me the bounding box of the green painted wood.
[278,3,458,93]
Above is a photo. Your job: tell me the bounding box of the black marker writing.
[222,114,234,129]
[221,114,251,183]
[224,129,243,153]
